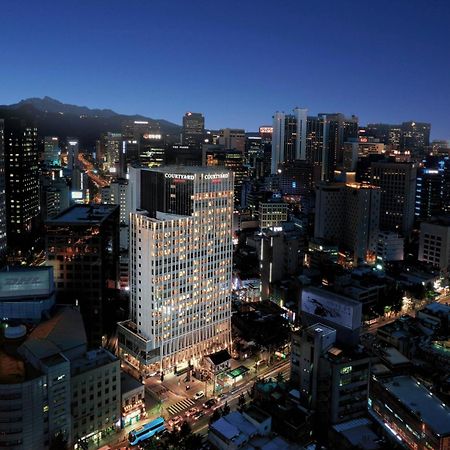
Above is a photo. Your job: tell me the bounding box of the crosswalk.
[167,398,196,416]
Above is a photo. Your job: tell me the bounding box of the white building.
[376,231,404,266]
[271,108,308,174]
[102,178,130,250]
[419,219,450,270]
[118,166,234,371]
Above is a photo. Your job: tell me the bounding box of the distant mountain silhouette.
[0,97,181,149]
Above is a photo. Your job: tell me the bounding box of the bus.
[128,417,165,446]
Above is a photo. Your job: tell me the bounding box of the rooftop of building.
[379,347,411,367]
[20,306,87,360]
[305,323,337,338]
[121,371,144,395]
[144,165,232,175]
[302,286,362,309]
[70,348,118,376]
[47,204,119,225]
[381,376,450,435]
[333,418,382,450]
[421,216,450,228]
[420,302,450,316]
[205,349,232,366]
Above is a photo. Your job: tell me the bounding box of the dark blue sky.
[1,0,449,138]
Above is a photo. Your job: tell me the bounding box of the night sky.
[1,0,449,138]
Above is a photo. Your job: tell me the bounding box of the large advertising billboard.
[301,288,362,330]
[0,268,53,299]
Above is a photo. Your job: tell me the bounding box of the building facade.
[118,166,233,372]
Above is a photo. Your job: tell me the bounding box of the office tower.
[0,120,6,259]
[260,223,305,300]
[4,118,39,249]
[43,136,61,166]
[271,107,308,174]
[118,166,233,371]
[66,138,79,171]
[319,113,358,180]
[376,231,404,268]
[0,266,121,449]
[401,121,431,153]
[371,161,417,235]
[342,138,385,172]
[139,132,166,168]
[101,178,130,250]
[40,177,70,220]
[415,156,450,219]
[291,323,371,429]
[300,287,363,346]
[366,123,402,149]
[278,160,318,213]
[182,112,205,148]
[259,126,273,143]
[418,218,450,271]
[314,182,380,263]
[203,146,249,207]
[258,201,288,229]
[45,204,120,346]
[218,128,246,153]
[101,132,123,174]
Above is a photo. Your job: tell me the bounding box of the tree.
[179,421,192,440]
[222,401,231,416]
[210,408,221,424]
[276,371,284,384]
[238,393,246,411]
[49,433,68,450]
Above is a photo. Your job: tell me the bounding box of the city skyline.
[0,0,449,138]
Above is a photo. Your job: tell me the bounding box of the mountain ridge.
[0,97,182,149]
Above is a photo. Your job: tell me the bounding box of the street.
[99,359,290,449]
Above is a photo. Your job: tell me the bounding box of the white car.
[194,391,205,400]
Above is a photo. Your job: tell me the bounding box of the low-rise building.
[370,375,450,450]
[120,372,146,428]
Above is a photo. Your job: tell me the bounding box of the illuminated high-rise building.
[118,166,233,371]
[182,112,205,148]
[43,136,61,166]
[66,138,79,171]
[4,118,39,248]
[271,107,307,173]
[0,120,6,259]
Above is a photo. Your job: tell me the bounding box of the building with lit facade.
[418,217,450,271]
[370,375,450,450]
[4,118,39,249]
[45,204,120,346]
[182,112,205,148]
[66,138,79,171]
[370,161,417,235]
[43,136,60,166]
[0,120,6,259]
[118,166,233,372]
[314,182,380,263]
[271,108,308,174]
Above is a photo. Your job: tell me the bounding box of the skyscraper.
[118,166,233,372]
[45,204,120,346]
[66,138,79,171]
[271,107,307,173]
[0,120,6,259]
[43,136,61,166]
[371,161,417,235]
[4,118,39,248]
[314,181,380,263]
[182,112,205,148]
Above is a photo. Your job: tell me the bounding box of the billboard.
[301,288,362,330]
[0,268,53,299]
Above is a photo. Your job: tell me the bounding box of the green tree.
[222,401,231,416]
[238,393,246,411]
[210,408,221,424]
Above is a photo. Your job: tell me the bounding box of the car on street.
[203,398,217,409]
[185,407,199,417]
[194,391,205,400]
[193,411,205,421]
[168,416,181,428]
